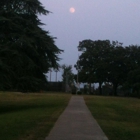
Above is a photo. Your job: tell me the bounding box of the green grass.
[0,92,71,140]
[84,96,140,140]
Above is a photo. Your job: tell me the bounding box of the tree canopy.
[75,39,140,96]
[0,0,62,91]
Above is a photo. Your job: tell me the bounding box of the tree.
[76,39,111,95]
[106,41,129,95]
[75,40,133,96]
[0,0,62,91]
[124,45,140,97]
[61,64,74,85]
[127,68,140,97]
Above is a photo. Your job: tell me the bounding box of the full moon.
[69,7,75,13]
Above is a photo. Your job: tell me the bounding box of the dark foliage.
[75,40,140,97]
[0,0,62,92]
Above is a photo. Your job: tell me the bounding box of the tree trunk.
[89,83,91,94]
[113,83,118,96]
[99,82,102,95]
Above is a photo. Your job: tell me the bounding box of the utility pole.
[54,69,58,82]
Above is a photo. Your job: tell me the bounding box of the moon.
[69,7,75,13]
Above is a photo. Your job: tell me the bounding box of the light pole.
[54,69,58,82]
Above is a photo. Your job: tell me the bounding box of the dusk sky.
[40,0,140,81]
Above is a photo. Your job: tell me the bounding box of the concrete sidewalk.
[45,96,108,140]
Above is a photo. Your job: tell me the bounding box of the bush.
[77,91,82,95]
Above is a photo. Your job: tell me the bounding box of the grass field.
[0,92,71,140]
[84,96,140,140]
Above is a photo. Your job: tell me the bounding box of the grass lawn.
[84,96,140,140]
[0,92,71,140]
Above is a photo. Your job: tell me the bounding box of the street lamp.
[54,69,58,82]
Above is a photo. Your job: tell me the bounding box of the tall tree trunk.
[89,83,91,94]
[99,82,102,95]
[113,83,118,96]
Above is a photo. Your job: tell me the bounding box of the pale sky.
[39,0,140,81]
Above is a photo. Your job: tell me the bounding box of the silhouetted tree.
[124,45,140,97]
[75,40,111,95]
[0,0,62,91]
[61,64,74,85]
[106,42,128,95]
[75,39,134,96]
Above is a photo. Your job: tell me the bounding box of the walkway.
[45,96,108,140]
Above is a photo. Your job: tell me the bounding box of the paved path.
[45,96,108,140]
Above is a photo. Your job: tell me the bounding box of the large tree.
[0,0,62,91]
[76,40,132,96]
[106,42,128,95]
[76,39,111,95]
[124,45,140,97]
